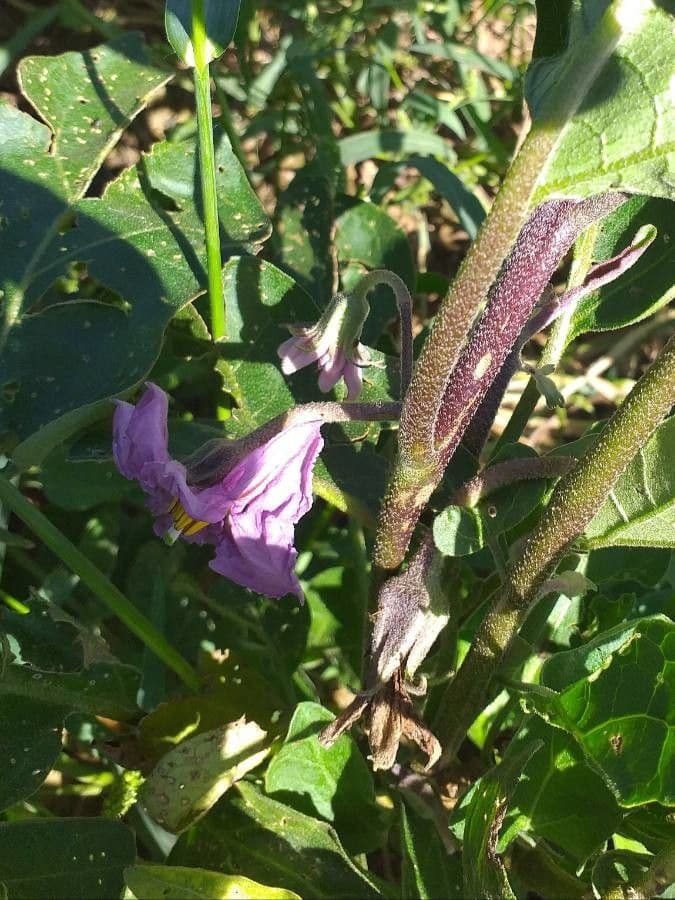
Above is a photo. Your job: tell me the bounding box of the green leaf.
[170,782,384,898]
[400,802,463,900]
[537,615,675,806]
[264,702,385,854]
[165,0,241,65]
[125,865,300,900]
[220,256,317,435]
[433,505,485,557]
[141,718,269,833]
[568,196,675,340]
[529,2,675,202]
[0,661,141,722]
[501,717,622,865]
[433,444,550,556]
[335,200,415,344]
[40,448,138,511]
[461,743,542,900]
[17,33,171,200]
[585,415,675,549]
[138,654,286,763]
[338,129,456,167]
[620,805,675,854]
[591,850,655,898]
[407,155,485,239]
[411,41,517,79]
[0,696,66,813]
[274,160,338,301]
[0,88,268,456]
[0,818,135,898]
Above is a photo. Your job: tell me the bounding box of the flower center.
[167,499,209,540]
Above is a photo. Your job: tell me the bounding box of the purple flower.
[113,383,323,600]
[277,292,371,400]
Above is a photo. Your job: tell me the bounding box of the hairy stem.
[0,472,200,692]
[192,0,226,342]
[433,335,675,762]
[451,455,576,507]
[356,270,414,398]
[373,2,628,572]
[495,222,601,451]
[374,195,624,570]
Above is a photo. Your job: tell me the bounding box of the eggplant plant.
[0,0,673,897]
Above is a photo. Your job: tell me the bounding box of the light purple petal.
[343,361,364,400]
[112,384,233,524]
[224,420,324,522]
[113,382,169,483]
[112,384,324,601]
[210,513,302,600]
[277,336,321,375]
[317,349,347,393]
[210,419,324,598]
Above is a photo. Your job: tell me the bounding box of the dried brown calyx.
[319,535,446,771]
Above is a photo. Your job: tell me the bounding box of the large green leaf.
[264,702,385,854]
[0,818,135,899]
[126,865,300,900]
[219,256,318,435]
[501,717,622,865]
[17,33,171,200]
[170,782,384,898]
[528,1,675,202]
[0,661,141,722]
[0,696,66,813]
[0,39,269,458]
[568,195,675,340]
[521,616,675,806]
[585,415,675,549]
[335,200,415,344]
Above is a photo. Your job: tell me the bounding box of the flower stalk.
[433,334,675,763]
[353,269,414,398]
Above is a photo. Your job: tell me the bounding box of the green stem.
[0,473,200,692]
[495,221,601,451]
[192,0,226,343]
[433,334,675,762]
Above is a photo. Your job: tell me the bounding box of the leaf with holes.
[0,81,268,458]
[517,615,675,807]
[0,696,66,813]
[125,865,300,900]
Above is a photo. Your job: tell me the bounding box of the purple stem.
[434,194,626,466]
[462,215,653,456]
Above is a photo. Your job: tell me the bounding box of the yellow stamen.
[168,500,209,537]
